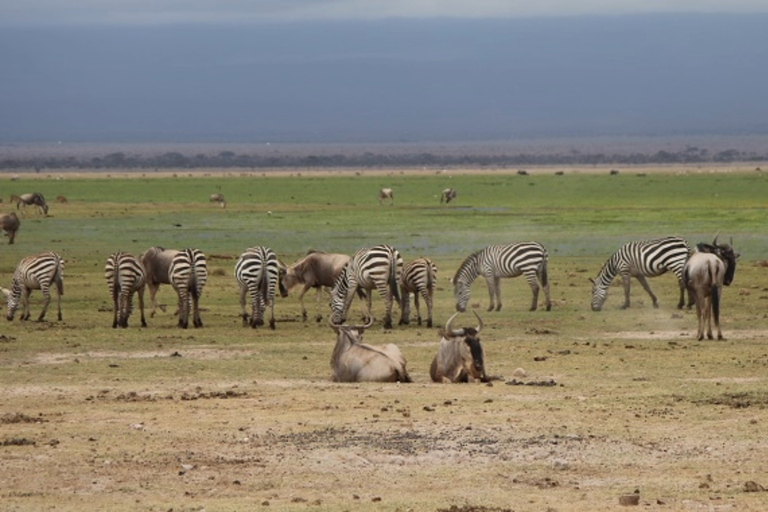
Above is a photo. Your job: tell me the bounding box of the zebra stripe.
[453,242,551,313]
[169,248,207,328]
[330,244,403,329]
[5,251,64,322]
[105,252,147,328]
[399,257,437,328]
[590,236,692,311]
[235,246,286,329]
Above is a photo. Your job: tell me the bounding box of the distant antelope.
[209,193,226,208]
[378,188,394,205]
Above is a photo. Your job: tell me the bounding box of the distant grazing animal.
[209,193,226,208]
[329,317,412,383]
[683,237,739,341]
[2,251,64,322]
[283,250,351,322]
[399,257,437,327]
[55,195,68,204]
[141,246,180,317]
[430,311,487,383]
[590,236,692,311]
[330,244,402,329]
[453,242,551,313]
[440,188,457,204]
[378,188,394,205]
[104,252,147,328]
[169,248,208,328]
[15,193,48,215]
[0,212,20,244]
[234,246,287,329]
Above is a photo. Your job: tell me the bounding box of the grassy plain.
[1,166,768,511]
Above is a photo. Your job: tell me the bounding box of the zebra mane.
[453,249,484,284]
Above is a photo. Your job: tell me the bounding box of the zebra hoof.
[269,319,276,330]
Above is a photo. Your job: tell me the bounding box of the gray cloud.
[2,0,768,25]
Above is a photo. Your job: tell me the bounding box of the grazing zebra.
[330,244,402,329]
[104,252,147,328]
[590,236,693,311]
[399,257,437,327]
[15,193,48,215]
[3,251,64,322]
[235,246,288,329]
[169,248,208,329]
[378,188,394,205]
[141,246,180,317]
[453,242,551,313]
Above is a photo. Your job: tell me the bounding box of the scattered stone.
[512,368,527,378]
[618,493,640,506]
[744,481,765,492]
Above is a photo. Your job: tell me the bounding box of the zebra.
[590,236,693,311]
[453,242,551,313]
[330,244,402,329]
[104,252,147,328]
[169,248,208,328]
[399,257,437,327]
[235,246,288,329]
[3,251,64,322]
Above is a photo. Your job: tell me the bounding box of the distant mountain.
[1,14,766,143]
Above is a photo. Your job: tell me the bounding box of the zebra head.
[329,265,350,325]
[589,277,608,311]
[3,283,21,320]
[453,276,471,312]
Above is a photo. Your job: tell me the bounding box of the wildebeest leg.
[148,282,163,318]
[712,285,723,340]
[298,284,310,321]
[694,296,706,341]
[314,287,324,323]
[635,274,659,308]
[398,286,410,326]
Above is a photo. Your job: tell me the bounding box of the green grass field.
[1,168,767,512]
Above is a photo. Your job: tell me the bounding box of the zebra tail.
[390,258,401,305]
[540,258,549,287]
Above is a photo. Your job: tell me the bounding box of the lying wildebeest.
[0,212,20,244]
[378,188,394,205]
[209,193,226,208]
[14,193,48,215]
[683,237,739,341]
[440,187,457,204]
[283,250,351,322]
[430,311,488,383]
[329,317,412,383]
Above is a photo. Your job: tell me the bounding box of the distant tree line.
[1,146,766,171]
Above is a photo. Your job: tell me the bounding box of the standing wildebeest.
[590,236,693,311]
[0,212,20,244]
[399,257,437,327]
[378,188,394,205]
[453,242,551,313]
[430,311,488,383]
[169,248,208,329]
[209,193,226,208]
[683,237,739,341]
[330,244,402,329]
[104,252,147,328]
[15,193,48,215]
[234,246,287,329]
[141,246,180,317]
[329,317,412,383]
[283,250,351,322]
[440,188,457,204]
[2,251,64,322]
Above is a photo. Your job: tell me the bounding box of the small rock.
[619,494,640,506]
[513,367,527,378]
[744,481,765,492]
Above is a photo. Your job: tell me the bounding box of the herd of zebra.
[1,235,738,343]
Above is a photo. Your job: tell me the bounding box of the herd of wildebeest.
[0,189,739,385]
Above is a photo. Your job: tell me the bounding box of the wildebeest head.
[696,235,739,286]
[444,310,487,382]
[277,260,289,298]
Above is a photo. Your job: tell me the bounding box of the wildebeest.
[430,311,488,383]
[440,188,457,204]
[0,212,20,244]
[378,188,394,205]
[209,193,226,208]
[2,251,64,322]
[140,246,180,317]
[329,317,412,383]
[283,250,351,322]
[683,237,739,341]
[14,193,48,215]
[399,257,437,327]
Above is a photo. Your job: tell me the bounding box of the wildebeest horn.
[355,315,375,331]
[712,232,720,246]
[327,316,342,332]
[444,311,461,335]
[472,309,483,334]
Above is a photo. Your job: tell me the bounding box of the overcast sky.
[2,0,768,25]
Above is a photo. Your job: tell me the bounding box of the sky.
[1,2,767,144]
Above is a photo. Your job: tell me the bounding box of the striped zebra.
[330,244,403,329]
[104,252,147,328]
[399,257,437,328]
[590,236,693,311]
[169,248,208,329]
[235,246,288,329]
[3,251,64,322]
[453,242,551,313]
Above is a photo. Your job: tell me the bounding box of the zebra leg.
[37,286,51,322]
[111,290,120,328]
[621,273,632,309]
[239,284,250,326]
[176,288,189,329]
[635,275,659,308]
[425,288,434,328]
[297,285,310,322]
[192,290,203,328]
[414,290,422,326]
[137,288,147,327]
[268,299,276,330]
[398,287,411,325]
[493,277,502,311]
[526,273,540,311]
[20,288,31,321]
